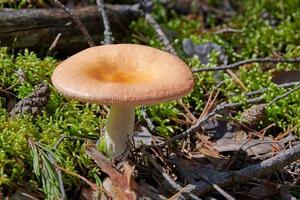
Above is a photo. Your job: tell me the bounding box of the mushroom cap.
[51,44,194,106]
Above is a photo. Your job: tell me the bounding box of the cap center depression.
[85,65,151,83]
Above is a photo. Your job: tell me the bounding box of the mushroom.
[51,44,194,157]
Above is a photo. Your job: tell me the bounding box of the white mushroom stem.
[104,104,135,157]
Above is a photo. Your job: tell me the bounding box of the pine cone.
[10,82,50,117]
[240,104,267,127]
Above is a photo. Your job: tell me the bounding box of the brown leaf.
[196,148,229,168]
[199,147,220,158]
[10,187,44,200]
[200,118,241,140]
[248,183,279,199]
[170,158,222,183]
[214,134,295,156]
[85,144,136,200]
[103,178,136,200]
[81,187,101,200]
[272,70,300,84]
[123,162,136,189]
[280,187,298,200]
[214,138,275,155]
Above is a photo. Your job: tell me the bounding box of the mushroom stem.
[105,104,135,157]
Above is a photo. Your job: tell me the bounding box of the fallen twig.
[215,28,243,34]
[192,57,300,72]
[47,33,62,55]
[167,95,264,144]
[198,176,235,200]
[0,5,141,53]
[96,0,113,44]
[50,0,95,47]
[140,0,177,56]
[268,83,300,105]
[177,143,300,197]
[144,13,177,55]
[56,165,101,191]
[168,82,300,144]
[246,81,300,97]
[140,107,156,132]
[143,151,201,200]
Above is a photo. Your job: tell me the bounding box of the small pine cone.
[10,82,50,117]
[240,104,267,127]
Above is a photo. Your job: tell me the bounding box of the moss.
[131,0,300,135]
[0,48,101,189]
[1,0,300,196]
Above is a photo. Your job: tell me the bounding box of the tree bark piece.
[175,143,300,197]
[0,4,140,55]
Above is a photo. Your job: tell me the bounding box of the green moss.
[0,49,101,190]
[1,0,300,197]
[131,0,300,135]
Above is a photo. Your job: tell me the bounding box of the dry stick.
[176,143,300,197]
[167,95,265,144]
[268,83,300,106]
[196,176,235,200]
[192,57,300,72]
[246,81,300,97]
[56,165,101,191]
[141,107,156,132]
[169,83,300,143]
[50,0,95,47]
[225,84,300,168]
[144,13,177,55]
[47,33,62,55]
[96,0,113,44]
[215,28,243,34]
[143,151,201,200]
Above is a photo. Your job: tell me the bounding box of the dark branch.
[167,95,265,143]
[268,83,300,105]
[177,143,300,196]
[144,13,177,55]
[50,0,95,47]
[246,81,300,97]
[192,57,300,72]
[143,151,201,200]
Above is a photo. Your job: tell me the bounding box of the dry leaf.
[85,144,140,200]
[272,70,300,84]
[214,134,295,156]
[248,183,279,199]
[103,178,136,200]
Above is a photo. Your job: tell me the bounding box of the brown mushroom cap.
[51,44,194,105]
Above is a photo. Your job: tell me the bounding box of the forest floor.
[0,0,300,199]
